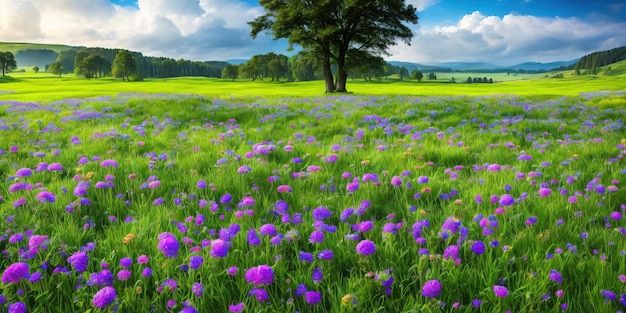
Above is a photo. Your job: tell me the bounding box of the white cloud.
[0,0,43,41]
[1,1,624,64]
[406,0,438,12]
[390,11,626,65]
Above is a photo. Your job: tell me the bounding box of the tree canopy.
[112,50,138,81]
[249,0,418,93]
[0,52,18,76]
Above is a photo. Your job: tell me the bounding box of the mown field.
[1,60,626,102]
[0,67,625,313]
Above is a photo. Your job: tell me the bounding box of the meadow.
[0,70,625,313]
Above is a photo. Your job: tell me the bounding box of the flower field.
[0,92,625,312]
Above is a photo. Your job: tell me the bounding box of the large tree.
[249,0,418,93]
[112,50,137,81]
[0,52,18,76]
[48,61,63,77]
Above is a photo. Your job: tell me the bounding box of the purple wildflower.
[189,255,204,269]
[470,240,486,255]
[499,194,515,206]
[356,240,376,256]
[245,265,274,285]
[8,302,27,313]
[1,262,30,284]
[157,232,180,258]
[92,286,117,308]
[421,280,441,298]
[317,249,334,260]
[229,303,244,312]
[305,291,321,306]
[493,285,508,297]
[68,251,89,273]
[549,270,562,284]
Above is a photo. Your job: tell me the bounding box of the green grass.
[0,42,75,54]
[1,68,625,102]
[0,92,625,313]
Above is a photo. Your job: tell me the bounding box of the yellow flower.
[361,160,370,165]
[84,172,94,179]
[341,294,352,305]
[123,233,135,244]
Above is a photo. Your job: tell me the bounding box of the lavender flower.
[356,240,376,256]
[421,280,441,298]
[157,232,179,258]
[1,262,30,284]
[493,285,508,297]
[229,303,244,312]
[68,251,89,273]
[92,286,117,308]
[305,291,321,306]
[245,265,274,285]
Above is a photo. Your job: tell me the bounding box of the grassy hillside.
[0,42,75,54]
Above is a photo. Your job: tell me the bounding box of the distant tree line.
[31,47,228,79]
[574,46,626,75]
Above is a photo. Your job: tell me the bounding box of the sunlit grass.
[0,93,624,312]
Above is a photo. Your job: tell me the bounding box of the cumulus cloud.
[1,1,624,64]
[390,11,626,65]
[0,0,279,60]
[0,0,43,41]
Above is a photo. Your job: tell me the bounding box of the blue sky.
[1,0,625,65]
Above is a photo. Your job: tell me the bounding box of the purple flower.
[48,163,64,171]
[245,265,274,285]
[87,270,114,287]
[192,282,205,297]
[189,255,204,269]
[8,302,27,313]
[210,240,229,258]
[99,159,118,168]
[417,176,429,184]
[358,220,373,232]
[229,303,244,312]
[305,291,321,306]
[312,267,323,283]
[356,240,376,256]
[1,262,30,284]
[141,268,152,277]
[119,257,132,268]
[390,176,403,186]
[247,229,261,245]
[317,249,334,260]
[493,285,508,297]
[249,288,268,302]
[538,188,552,197]
[346,182,359,192]
[421,280,441,298]
[157,232,179,258]
[92,286,117,308]
[549,270,562,284]
[309,230,325,244]
[609,211,622,220]
[68,251,89,273]
[259,224,277,236]
[227,266,239,276]
[15,168,32,177]
[499,194,515,206]
[299,251,314,263]
[137,255,149,264]
[470,240,486,255]
[117,269,131,281]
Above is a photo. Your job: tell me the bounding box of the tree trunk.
[334,49,348,93]
[322,54,335,93]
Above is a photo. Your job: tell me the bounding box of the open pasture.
[0,91,625,312]
[1,67,626,101]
